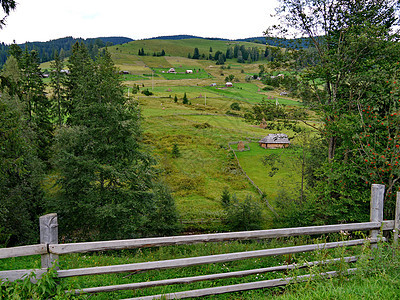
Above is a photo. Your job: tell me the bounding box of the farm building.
[167,68,176,73]
[258,133,290,149]
[226,82,233,87]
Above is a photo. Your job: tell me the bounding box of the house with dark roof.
[258,133,290,149]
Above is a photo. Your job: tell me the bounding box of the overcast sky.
[0,0,279,44]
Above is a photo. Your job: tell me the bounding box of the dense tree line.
[0,42,180,245]
[0,36,133,66]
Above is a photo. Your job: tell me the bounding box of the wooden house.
[258,133,290,149]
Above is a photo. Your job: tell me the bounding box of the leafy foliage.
[223,194,263,231]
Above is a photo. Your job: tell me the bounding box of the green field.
[235,143,302,202]
[152,66,213,80]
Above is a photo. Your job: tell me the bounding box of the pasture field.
[235,143,303,202]
[137,85,306,228]
[152,66,212,80]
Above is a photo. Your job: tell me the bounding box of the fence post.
[370,184,385,248]
[394,192,400,246]
[40,213,59,269]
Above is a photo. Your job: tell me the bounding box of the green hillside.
[110,38,267,59]
[102,39,307,230]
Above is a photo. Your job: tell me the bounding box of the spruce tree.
[192,48,200,59]
[182,92,188,104]
[53,47,179,240]
[0,94,44,245]
[50,50,66,126]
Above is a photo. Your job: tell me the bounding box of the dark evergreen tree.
[182,92,189,104]
[192,47,200,59]
[52,47,179,240]
[11,46,53,165]
[49,50,67,126]
[216,53,225,65]
[0,94,44,246]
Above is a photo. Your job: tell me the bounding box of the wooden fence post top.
[40,213,58,269]
[370,184,385,222]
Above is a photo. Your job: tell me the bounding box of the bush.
[193,122,211,129]
[141,89,153,96]
[171,143,180,158]
[262,85,275,91]
[230,102,241,111]
[223,195,263,231]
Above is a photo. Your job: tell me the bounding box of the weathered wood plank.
[40,213,58,269]
[0,244,47,259]
[50,222,381,255]
[394,192,400,246]
[57,239,373,278]
[0,269,47,282]
[370,184,385,249]
[122,268,358,300]
[382,220,394,231]
[71,256,358,294]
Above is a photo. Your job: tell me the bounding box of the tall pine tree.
[53,46,179,240]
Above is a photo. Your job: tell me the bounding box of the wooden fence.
[0,184,398,299]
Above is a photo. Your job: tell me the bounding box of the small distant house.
[226,82,233,87]
[167,68,176,73]
[258,133,290,149]
[60,69,70,75]
[120,71,130,75]
[210,83,217,87]
[186,69,193,74]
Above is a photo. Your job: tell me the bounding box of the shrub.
[171,143,180,158]
[263,85,275,91]
[141,89,153,96]
[220,187,231,208]
[230,102,241,111]
[193,122,211,129]
[224,195,263,231]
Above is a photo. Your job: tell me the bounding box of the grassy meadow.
[99,38,308,230]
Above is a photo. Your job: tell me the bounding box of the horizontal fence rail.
[49,222,383,255]
[123,268,358,300]
[0,244,47,259]
[71,256,359,295]
[54,238,374,278]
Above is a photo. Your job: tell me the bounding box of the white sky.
[0,0,279,44]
